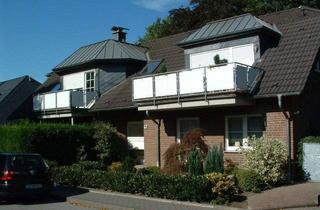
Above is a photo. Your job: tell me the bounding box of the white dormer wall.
[61,69,97,90]
[184,36,260,69]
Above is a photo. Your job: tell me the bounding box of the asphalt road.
[0,195,92,210]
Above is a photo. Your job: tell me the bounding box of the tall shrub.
[187,149,203,176]
[163,128,208,175]
[93,122,130,165]
[204,146,224,174]
[241,137,288,186]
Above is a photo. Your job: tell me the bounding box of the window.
[127,121,144,150]
[226,115,264,151]
[127,121,144,137]
[85,71,95,92]
[177,118,200,142]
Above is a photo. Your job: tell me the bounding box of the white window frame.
[225,114,264,152]
[127,121,144,150]
[176,117,200,143]
[84,70,96,92]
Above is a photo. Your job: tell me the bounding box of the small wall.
[303,143,320,181]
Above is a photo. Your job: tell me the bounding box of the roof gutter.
[253,92,300,99]
[89,105,137,112]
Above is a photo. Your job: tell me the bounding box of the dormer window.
[85,71,95,92]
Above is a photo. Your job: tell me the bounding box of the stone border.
[53,186,243,210]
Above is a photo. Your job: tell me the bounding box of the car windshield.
[8,155,47,171]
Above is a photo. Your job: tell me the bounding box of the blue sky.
[0,0,188,82]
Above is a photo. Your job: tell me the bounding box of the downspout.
[277,94,292,181]
[146,111,161,167]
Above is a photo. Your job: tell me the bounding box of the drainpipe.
[277,94,292,181]
[146,111,161,167]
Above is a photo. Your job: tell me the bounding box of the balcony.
[132,63,263,110]
[33,89,97,112]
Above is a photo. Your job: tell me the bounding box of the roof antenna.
[299,5,305,16]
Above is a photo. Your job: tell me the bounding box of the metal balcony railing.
[33,89,98,111]
[132,62,263,103]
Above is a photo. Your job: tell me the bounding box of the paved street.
[0,196,92,210]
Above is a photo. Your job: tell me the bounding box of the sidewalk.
[52,185,242,210]
[247,182,320,210]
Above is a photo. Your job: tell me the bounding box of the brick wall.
[143,99,294,167]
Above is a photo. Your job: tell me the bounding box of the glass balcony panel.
[155,73,177,97]
[133,77,153,99]
[179,68,204,95]
[206,64,235,92]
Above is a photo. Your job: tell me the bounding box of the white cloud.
[133,0,187,12]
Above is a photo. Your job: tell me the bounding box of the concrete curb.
[52,186,243,210]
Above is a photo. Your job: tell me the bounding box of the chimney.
[111,26,129,42]
[299,5,305,16]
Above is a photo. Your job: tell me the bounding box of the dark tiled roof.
[255,8,320,97]
[54,39,148,71]
[0,76,26,103]
[0,76,40,123]
[258,6,320,25]
[142,31,194,72]
[179,13,281,46]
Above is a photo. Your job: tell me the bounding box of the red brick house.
[35,7,320,167]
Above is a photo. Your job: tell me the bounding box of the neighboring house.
[0,76,40,124]
[36,7,320,167]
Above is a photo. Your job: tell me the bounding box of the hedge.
[0,122,95,165]
[54,165,214,202]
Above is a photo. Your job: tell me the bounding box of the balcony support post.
[152,76,156,106]
[176,72,180,104]
[204,67,207,102]
[233,64,237,91]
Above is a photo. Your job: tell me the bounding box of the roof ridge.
[0,75,28,84]
[258,6,320,19]
[94,39,110,60]
[206,13,252,25]
[302,5,320,13]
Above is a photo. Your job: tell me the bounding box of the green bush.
[136,166,161,175]
[120,156,136,172]
[0,122,131,166]
[187,149,203,176]
[206,172,238,204]
[0,122,95,165]
[235,168,264,192]
[241,137,288,186]
[93,122,130,165]
[204,146,224,174]
[54,164,214,202]
[76,161,106,171]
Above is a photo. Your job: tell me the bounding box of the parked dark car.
[0,153,54,198]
